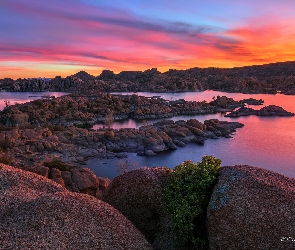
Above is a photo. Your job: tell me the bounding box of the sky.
[1,0,295,79]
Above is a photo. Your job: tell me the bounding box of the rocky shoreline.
[0,92,292,174]
[0,92,245,127]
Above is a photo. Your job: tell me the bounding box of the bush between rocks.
[163,156,221,249]
[43,159,74,171]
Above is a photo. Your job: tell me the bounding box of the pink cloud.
[1,0,295,78]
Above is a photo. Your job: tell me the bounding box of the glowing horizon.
[1,0,295,79]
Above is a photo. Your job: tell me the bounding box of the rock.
[0,164,152,249]
[18,165,50,178]
[258,105,295,116]
[96,176,111,199]
[77,148,99,158]
[204,119,244,137]
[61,170,79,192]
[50,167,62,179]
[239,98,264,105]
[97,177,111,190]
[71,168,100,196]
[49,168,65,186]
[104,130,115,138]
[137,145,146,156]
[226,105,294,117]
[207,165,295,250]
[103,167,177,250]
[145,149,156,156]
[173,140,186,147]
[204,131,218,139]
[144,136,167,153]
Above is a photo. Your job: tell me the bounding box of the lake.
[89,91,295,180]
[0,91,69,110]
[1,91,294,180]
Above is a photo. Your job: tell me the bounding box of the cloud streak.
[1,0,295,78]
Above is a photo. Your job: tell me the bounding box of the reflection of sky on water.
[1,91,295,180]
[88,91,295,180]
[0,92,69,110]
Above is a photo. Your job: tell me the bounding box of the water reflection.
[88,91,295,180]
[0,92,69,110]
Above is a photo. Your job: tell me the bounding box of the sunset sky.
[1,0,295,79]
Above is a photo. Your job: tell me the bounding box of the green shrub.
[43,159,74,171]
[163,155,221,249]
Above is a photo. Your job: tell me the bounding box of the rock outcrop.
[225,105,295,117]
[0,118,243,168]
[103,167,177,250]
[0,164,152,249]
[207,166,295,250]
[19,164,105,197]
[0,92,246,127]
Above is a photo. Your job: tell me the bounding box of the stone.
[71,168,99,196]
[50,168,62,179]
[97,177,111,191]
[19,165,49,178]
[103,167,177,250]
[61,170,79,192]
[207,165,295,250]
[0,164,152,249]
[145,149,156,156]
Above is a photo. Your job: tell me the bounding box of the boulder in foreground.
[0,164,152,250]
[103,167,177,250]
[207,165,295,250]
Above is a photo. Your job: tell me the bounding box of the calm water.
[0,91,69,110]
[90,91,295,180]
[1,91,294,180]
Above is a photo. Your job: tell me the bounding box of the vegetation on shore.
[43,159,74,171]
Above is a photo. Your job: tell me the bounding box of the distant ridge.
[100,60,295,78]
[72,70,96,81]
[1,60,295,94]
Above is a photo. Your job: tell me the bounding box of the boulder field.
[0,118,244,169]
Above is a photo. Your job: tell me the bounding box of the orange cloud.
[1,0,295,78]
